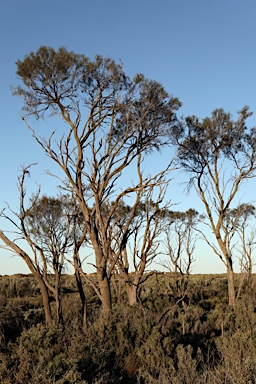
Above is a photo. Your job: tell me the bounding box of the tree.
[0,165,87,325]
[0,166,53,325]
[25,188,89,327]
[226,203,256,295]
[163,208,199,276]
[14,46,181,315]
[111,184,169,306]
[24,193,79,324]
[158,209,200,329]
[171,107,256,307]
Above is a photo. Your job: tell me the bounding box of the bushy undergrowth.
[0,273,256,383]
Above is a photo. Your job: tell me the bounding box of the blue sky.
[1,0,256,274]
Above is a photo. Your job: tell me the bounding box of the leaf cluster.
[14,46,181,154]
[173,107,256,174]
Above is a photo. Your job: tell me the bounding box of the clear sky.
[1,0,256,274]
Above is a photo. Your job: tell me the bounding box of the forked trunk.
[126,284,138,306]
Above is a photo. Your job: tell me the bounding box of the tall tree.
[171,107,256,307]
[14,46,181,315]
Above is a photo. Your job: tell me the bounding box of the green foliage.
[174,107,256,171]
[14,45,181,151]
[14,46,86,118]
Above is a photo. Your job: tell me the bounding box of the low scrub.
[0,273,255,383]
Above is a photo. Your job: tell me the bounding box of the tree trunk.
[227,265,236,308]
[36,277,53,326]
[112,274,122,304]
[55,290,63,324]
[0,231,54,326]
[74,267,87,330]
[98,273,112,316]
[126,284,138,306]
[54,271,63,324]
[216,236,236,308]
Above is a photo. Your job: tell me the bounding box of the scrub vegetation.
[0,273,256,383]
